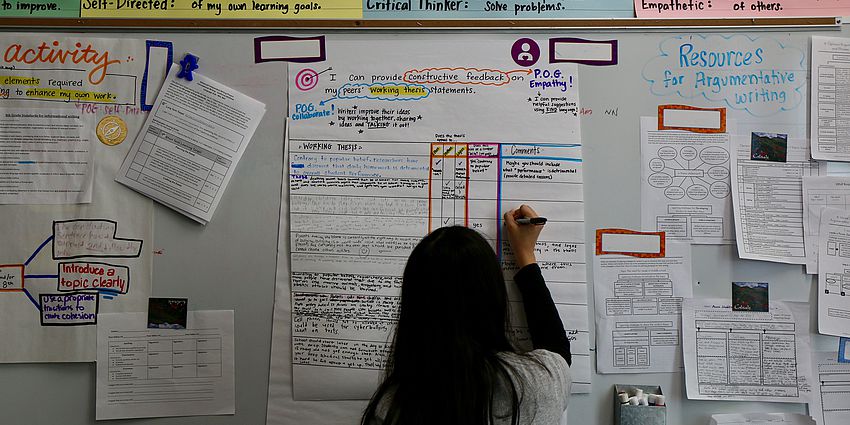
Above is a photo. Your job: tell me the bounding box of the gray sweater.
[373,349,571,425]
[491,349,572,424]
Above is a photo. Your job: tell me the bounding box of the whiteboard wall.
[0,26,844,425]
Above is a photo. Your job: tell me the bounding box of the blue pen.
[516,217,547,225]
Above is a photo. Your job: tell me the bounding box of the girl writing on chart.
[362,204,572,425]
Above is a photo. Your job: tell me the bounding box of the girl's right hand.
[503,204,544,269]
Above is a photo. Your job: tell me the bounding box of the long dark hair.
[361,226,525,425]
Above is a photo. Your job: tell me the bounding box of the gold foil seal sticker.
[96,116,128,146]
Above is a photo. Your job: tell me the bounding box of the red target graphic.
[295,68,319,91]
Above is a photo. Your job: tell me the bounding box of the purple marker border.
[549,38,618,66]
[141,40,173,111]
[254,36,326,64]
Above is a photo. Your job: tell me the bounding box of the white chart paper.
[710,413,815,425]
[640,117,733,244]
[116,64,266,224]
[811,36,850,162]
[273,34,590,403]
[0,108,93,204]
[731,134,823,264]
[96,311,235,420]
[593,241,692,374]
[817,208,850,338]
[289,140,588,399]
[682,298,813,403]
[0,34,153,363]
[802,177,850,274]
[809,351,850,425]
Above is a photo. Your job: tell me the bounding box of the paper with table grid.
[96,310,234,419]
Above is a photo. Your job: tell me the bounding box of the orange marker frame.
[595,229,666,258]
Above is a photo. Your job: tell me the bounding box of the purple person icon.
[511,38,540,67]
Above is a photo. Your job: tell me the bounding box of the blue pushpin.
[177,53,199,81]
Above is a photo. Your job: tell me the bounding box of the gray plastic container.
[614,384,666,425]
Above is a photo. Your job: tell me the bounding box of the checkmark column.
[429,143,446,232]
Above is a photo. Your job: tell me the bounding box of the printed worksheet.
[116,64,266,224]
[682,298,813,403]
[811,36,850,162]
[817,208,850,338]
[809,351,850,425]
[270,34,591,403]
[0,108,93,204]
[593,241,692,374]
[731,134,823,264]
[802,177,850,274]
[96,311,235,420]
[640,117,733,244]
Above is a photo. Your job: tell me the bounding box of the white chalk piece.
[655,395,666,406]
[618,392,629,403]
[648,394,658,404]
[639,397,649,406]
[628,397,639,405]
[634,388,644,398]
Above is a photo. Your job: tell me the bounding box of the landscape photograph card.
[751,132,788,162]
[147,298,188,329]
[732,282,769,312]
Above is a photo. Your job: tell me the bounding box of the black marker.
[516,217,547,225]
